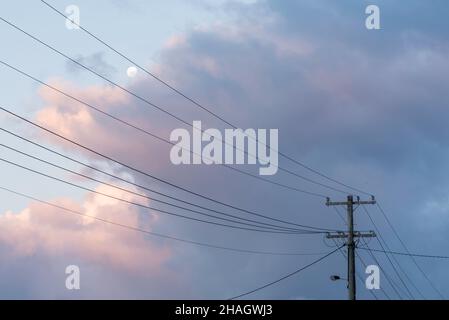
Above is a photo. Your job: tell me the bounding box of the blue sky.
[0,0,449,299]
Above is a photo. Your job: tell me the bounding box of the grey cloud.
[7,0,449,299]
[66,52,117,77]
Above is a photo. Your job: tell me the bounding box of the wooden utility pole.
[326,195,376,300]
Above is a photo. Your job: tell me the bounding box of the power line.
[40,0,372,197]
[1,127,325,234]
[359,238,405,300]
[0,59,330,199]
[354,249,385,300]
[333,239,381,300]
[0,106,338,232]
[0,185,329,256]
[325,196,377,300]
[228,245,344,300]
[41,0,237,129]
[0,142,310,234]
[325,195,421,300]
[376,202,445,299]
[0,17,350,197]
[361,205,426,299]
[358,247,449,260]
[357,265,379,300]
[0,156,324,235]
[361,206,418,299]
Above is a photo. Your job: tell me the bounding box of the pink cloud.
[164,34,188,49]
[34,79,172,172]
[0,184,171,274]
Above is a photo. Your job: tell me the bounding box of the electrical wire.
[1,128,323,233]
[359,238,411,300]
[361,205,426,299]
[0,106,338,232]
[0,15,358,197]
[0,59,330,199]
[40,0,372,197]
[0,185,330,256]
[228,245,344,299]
[376,202,445,299]
[358,247,449,260]
[0,142,309,233]
[332,239,381,300]
[0,156,324,235]
[354,250,385,300]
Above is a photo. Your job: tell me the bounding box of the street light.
[330,275,347,281]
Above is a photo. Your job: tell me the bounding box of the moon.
[126,66,138,78]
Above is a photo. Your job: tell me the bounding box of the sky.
[0,0,449,299]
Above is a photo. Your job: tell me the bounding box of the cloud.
[35,79,174,172]
[0,183,171,274]
[5,0,449,299]
[66,52,117,77]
